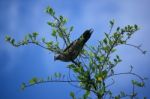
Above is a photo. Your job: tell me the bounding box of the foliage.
[5,6,147,99]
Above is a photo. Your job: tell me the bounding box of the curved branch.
[107,72,145,83]
[24,80,81,88]
[124,43,147,54]
[16,41,63,54]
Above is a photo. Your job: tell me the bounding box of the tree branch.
[51,15,70,46]
[124,43,147,54]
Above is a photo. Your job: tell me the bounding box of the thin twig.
[52,15,70,46]
[14,41,49,51]
[25,80,84,88]
[100,32,121,71]
[107,72,145,83]
[124,43,146,54]
[106,79,115,88]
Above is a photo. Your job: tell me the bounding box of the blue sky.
[0,0,150,99]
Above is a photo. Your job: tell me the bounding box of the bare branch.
[124,43,147,54]
[106,79,115,88]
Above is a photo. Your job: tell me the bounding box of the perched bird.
[54,29,93,62]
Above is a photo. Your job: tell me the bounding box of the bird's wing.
[63,29,93,53]
[64,39,77,52]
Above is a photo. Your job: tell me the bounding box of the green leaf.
[54,72,58,78]
[70,26,74,32]
[102,70,108,78]
[114,59,117,62]
[63,18,67,24]
[113,32,120,39]
[109,19,115,27]
[95,71,106,82]
[103,38,108,45]
[11,39,15,45]
[42,37,45,42]
[99,55,105,62]
[114,95,120,99]
[47,22,55,27]
[116,55,119,59]
[109,40,113,46]
[52,29,57,37]
[73,68,80,73]
[55,72,61,78]
[32,32,38,37]
[24,35,29,42]
[5,35,11,41]
[89,52,94,58]
[134,24,138,30]
[70,92,76,99]
[59,15,63,21]
[105,33,109,38]
[111,48,116,53]
[132,80,145,87]
[98,87,105,98]
[68,64,76,69]
[117,27,120,31]
[57,31,63,38]
[59,15,67,25]
[46,6,55,15]
[29,77,38,85]
[102,46,110,53]
[46,41,53,47]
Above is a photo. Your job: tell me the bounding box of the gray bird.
[54,29,93,62]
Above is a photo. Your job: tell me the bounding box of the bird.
[54,29,93,62]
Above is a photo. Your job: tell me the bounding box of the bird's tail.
[82,29,93,44]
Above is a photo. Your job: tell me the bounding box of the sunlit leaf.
[5,35,11,41]
[29,77,38,85]
[70,92,76,99]
[46,6,55,15]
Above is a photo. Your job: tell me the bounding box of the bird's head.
[54,54,70,62]
[81,29,93,43]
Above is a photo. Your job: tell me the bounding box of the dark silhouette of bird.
[54,29,93,62]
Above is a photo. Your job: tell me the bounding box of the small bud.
[5,35,11,41]
[46,6,55,15]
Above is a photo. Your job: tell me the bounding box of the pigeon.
[54,29,93,62]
